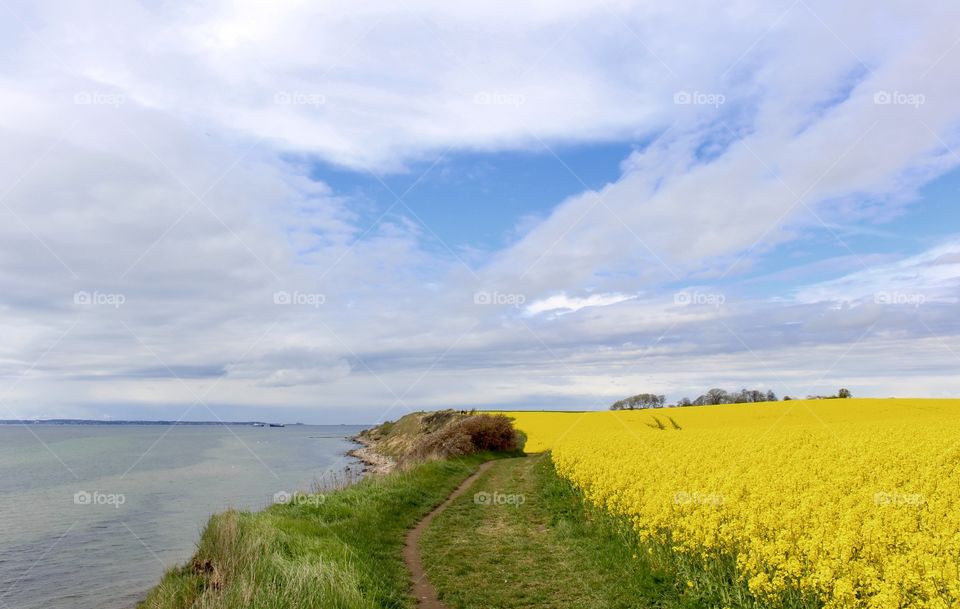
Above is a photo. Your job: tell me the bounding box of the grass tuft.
[138,454,499,609]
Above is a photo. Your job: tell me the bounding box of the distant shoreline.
[0,419,348,426]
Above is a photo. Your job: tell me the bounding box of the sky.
[1,0,959,424]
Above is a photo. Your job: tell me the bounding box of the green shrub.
[413,414,518,460]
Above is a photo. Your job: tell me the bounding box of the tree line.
[610,387,853,410]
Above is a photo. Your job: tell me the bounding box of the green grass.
[139,447,804,609]
[420,454,751,609]
[139,454,495,609]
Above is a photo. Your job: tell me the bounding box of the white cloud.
[793,237,960,306]
[1,0,960,421]
[525,292,635,316]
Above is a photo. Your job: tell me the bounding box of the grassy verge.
[138,454,495,609]
[420,454,760,609]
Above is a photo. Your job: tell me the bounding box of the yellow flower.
[501,399,960,609]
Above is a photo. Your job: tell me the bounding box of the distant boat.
[269,423,285,428]
[252,422,266,427]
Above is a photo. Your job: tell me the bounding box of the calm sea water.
[0,424,367,609]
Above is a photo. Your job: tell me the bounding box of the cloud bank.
[1,0,960,422]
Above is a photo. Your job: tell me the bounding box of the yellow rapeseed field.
[500,400,960,609]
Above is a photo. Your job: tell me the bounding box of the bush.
[417,427,474,459]
[459,415,518,451]
[412,414,518,460]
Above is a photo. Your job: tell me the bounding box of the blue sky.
[1,0,960,423]
[308,141,635,254]
[310,141,960,302]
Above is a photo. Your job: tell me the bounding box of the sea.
[0,423,368,609]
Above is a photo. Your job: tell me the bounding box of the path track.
[403,461,495,609]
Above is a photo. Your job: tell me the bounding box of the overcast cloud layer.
[1,0,959,423]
